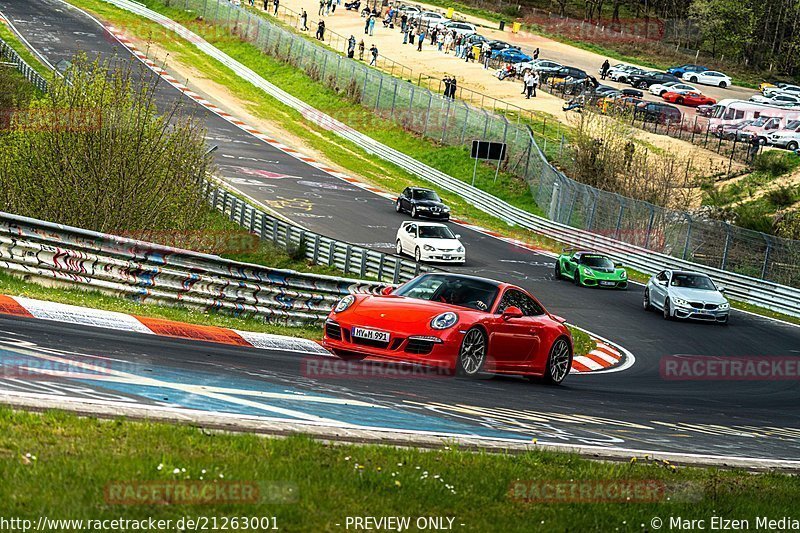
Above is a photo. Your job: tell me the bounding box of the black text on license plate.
[352,327,390,342]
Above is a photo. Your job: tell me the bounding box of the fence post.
[421,92,433,138]
[761,235,772,280]
[460,103,469,143]
[614,197,625,239]
[644,206,655,249]
[720,223,732,270]
[389,80,398,119]
[375,75,383,111]
[548,181,560,220]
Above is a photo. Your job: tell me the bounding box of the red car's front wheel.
[456,328,487,377]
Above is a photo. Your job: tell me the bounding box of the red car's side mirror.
[502,306,524,320]
[380,286,394,295]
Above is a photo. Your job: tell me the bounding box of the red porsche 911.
[662,91,716,107]
[322,273,573,384]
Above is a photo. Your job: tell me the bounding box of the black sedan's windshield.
[419,225,455,239]
[670,274,716,290]
[394,275,499,311]
[413,190,441,202]
[581,255,615,269]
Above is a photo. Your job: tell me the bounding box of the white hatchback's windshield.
[418,225,455,239]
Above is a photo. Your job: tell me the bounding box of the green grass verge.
[0,408,797,530]
[0,22,54,79]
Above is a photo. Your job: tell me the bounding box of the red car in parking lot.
[662,91,716,107]
[322,273,574,384]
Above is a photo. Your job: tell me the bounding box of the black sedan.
[395,187,451,220]
[627,71,679,89]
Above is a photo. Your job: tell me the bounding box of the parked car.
[395,187,450,220]
[443,21,476,36]
[463,33,486,47]
[610,66,645,83]
[767,120,800,150]
[648,81,697,97]
[738,115,787,144]
[628,71,680,89]
[486,40,519,52]
[634,102,683,124]
[749,93,800,107]
[494,48,532,64]
[682,70,732,88]
[516,59,562,75]
[398,5,422,15]
[714,120,755,141]
[413,11,448,27]
[666,64,709,78]
[395,222,465,264]
[598,95,644,114]
[544,66,588,84]
[643,270,730,324]
[762,84,800,98]
[323,273,573,383]
[696,104,715,117]
[662,91,716,107]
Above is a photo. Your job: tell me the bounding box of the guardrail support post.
[548,182,560,220]
[360,252,367,278]
[313,235,321,263]
[377,254,385,281]
[393,261,402,284]
[344,245,352,275]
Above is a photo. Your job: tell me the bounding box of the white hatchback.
[396,221,465,264]
[682,70,732,88]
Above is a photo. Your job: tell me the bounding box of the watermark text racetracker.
[0,516,278,532]
[650,515,800,530]
[661,355,800,381]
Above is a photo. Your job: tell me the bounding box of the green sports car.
[554,251,628,289]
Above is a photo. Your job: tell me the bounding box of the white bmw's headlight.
[583,268,593,276]
[719,302,730,310]
[672,297,690,308]
[334,295,355,313]
[430,312,458,330]
[423,244,435,251]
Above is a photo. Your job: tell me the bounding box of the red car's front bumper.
[322,318,463,370]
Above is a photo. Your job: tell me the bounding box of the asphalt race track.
[1,0,800,461]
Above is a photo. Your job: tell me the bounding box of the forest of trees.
[479,0,800,78]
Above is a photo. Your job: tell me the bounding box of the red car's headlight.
[334,295,355,313]
[430,312,458,330]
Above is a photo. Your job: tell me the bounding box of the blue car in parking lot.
[494,48,532,64]
[666,64,708,78]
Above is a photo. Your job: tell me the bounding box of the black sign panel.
[470,140,507,161]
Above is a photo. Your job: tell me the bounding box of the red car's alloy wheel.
[457,328,487,376]
[545,338,572,385]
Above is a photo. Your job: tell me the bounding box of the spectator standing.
[368,15,375,35]
[364,15,370,34]
[401,13,408,32]
[443,76,451,98]
[316,20,326,41]
[326,0,332,15]
[533,47,540,60]
[532,72,539,97]
[318,0,324,16]
[358,39,365,60]
[525,71,535,98]
[522,70,531,95]
[347,35,356,58]
[273,0,279,16]
[450,77,457,99]
[417,30,425,51]
[600,59,610,80]
[300,9,308,31]
[444,31,453,54]
[482,44,492,69]
[369,44,378,66]
[264,0,268,10]
[437,32,444,51]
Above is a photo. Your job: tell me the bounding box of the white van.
[707,99,800,129]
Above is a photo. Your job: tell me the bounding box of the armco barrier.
[0,211,389,326]
[0,35,49,92]
[201,178,427,284]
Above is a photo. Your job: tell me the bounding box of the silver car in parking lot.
[643,270,730,324]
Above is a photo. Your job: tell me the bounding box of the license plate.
[600,281,615,286]
[352,327,390,342]
[442,255,451,260]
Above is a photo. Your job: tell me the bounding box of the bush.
[752,151,799,177]
[765,186,798,208]
[732,203,774,234]
[0,56,211,233]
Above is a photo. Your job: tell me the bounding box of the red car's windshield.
[394,275,499,311]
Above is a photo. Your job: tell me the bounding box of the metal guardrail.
[0,210,390,326]
[0,36,49,92]
[202,178,426,284]
[99,0,800,317]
